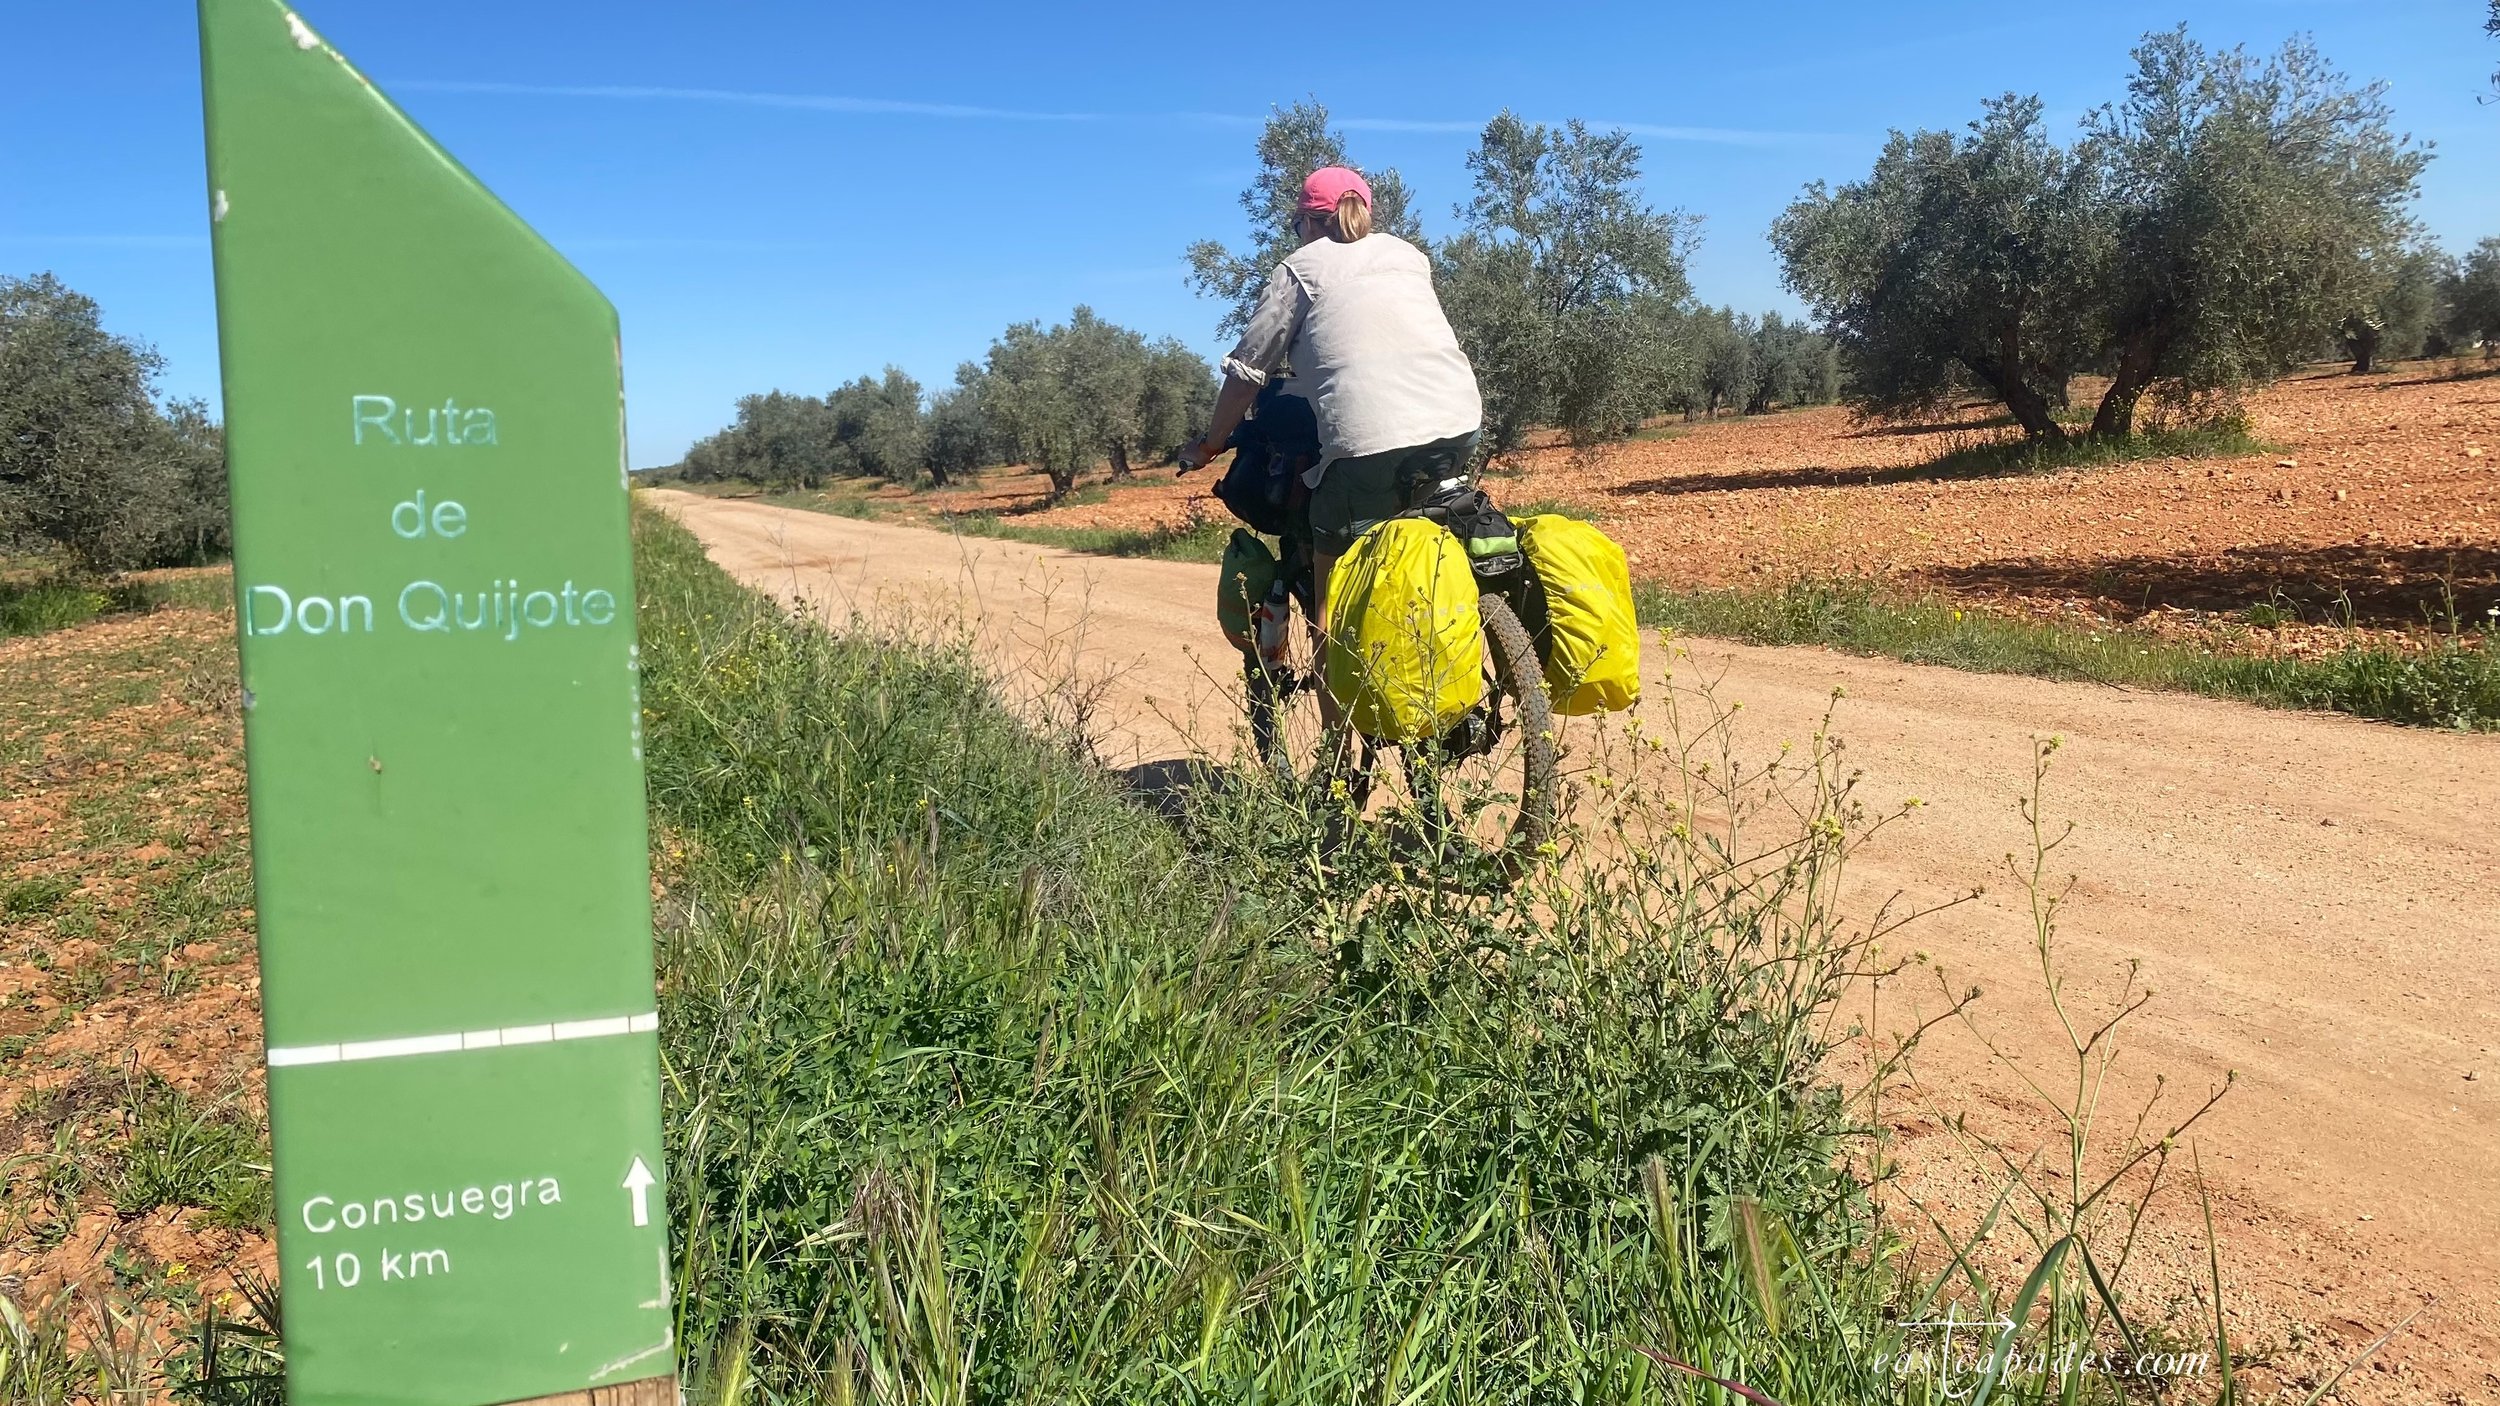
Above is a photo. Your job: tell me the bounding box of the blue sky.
[8,1,2497,467]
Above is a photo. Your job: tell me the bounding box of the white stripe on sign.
[266,1011,659,1068]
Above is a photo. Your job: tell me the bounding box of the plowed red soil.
[839,360,2500,650]
[0,586,276,1377]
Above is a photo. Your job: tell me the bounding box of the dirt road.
[651,488,2500,1398]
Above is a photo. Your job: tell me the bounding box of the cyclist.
[1179,166,1484,697]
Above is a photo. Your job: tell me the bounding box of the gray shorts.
[1307,431,1481,554]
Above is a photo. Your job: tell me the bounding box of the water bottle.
[1252,580,1293,676]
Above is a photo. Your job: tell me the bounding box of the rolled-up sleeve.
[1220,264,1309,386]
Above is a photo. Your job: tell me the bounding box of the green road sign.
[198,2,673,1400]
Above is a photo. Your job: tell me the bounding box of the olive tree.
[1745,312,1841,413]
[1773,95,2105,442]
[1687,307,1752,417]
[678,390,842,488]
[1778,34,2427,442]
[977,309,1208,500]
[2342,244,2449,372]
[2446,237,2500,357]
[0,273,227,572]
[1135,337,1216,467]
[826,367,927,484]
[978,321,1083,498]
[1058,308,1150,481]
[2082,29,2428,435]
[922,365,994,486]
[1183,101,1424,337]
[1440,113,1696,451]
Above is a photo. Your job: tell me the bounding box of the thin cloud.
[1341,115,1844,145]
[390,81,1841,144]
[1335,117,1483,134]
[392,79,1111,123]
[1606,122,1851,146]
[558,236,845,253]
[0,234,207,248]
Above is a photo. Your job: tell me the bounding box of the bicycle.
[1214,418,1559,874]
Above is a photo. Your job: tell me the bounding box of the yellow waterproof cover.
[1324,518,1484,741]
[1519,515,1641,715]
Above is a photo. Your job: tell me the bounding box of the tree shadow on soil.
[1841,414,2018,439]
[2360,363,2500,392]
[1605,452,2032,498]
[1915,542,2500,627]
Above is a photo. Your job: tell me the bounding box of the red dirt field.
[0,589,276,1377]
[809,360,2499,651]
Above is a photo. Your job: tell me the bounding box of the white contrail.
[392,81,1844,145]
[392,79,1111,122]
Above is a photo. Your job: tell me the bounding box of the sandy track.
[651,488,2500,1398]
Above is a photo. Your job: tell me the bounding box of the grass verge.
[0,571,230,639]
[934,507,1234,562]
[632,504,2233,1399]
[636,506,1917,1398]
[1641,576,2500,730]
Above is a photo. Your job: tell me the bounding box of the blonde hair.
[1329,192,1372,242]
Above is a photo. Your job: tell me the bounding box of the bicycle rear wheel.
[1477,591,1558,856]
[1245,590,1557,878]
[1395,591,1557,878]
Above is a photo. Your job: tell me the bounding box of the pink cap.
[1300,166,1373,213]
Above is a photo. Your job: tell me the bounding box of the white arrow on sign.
[622,1156,655,1228]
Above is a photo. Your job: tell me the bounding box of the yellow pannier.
[1517,515,1640,715]
[1323,517,1484,742]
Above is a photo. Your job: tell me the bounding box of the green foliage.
[681,316,1212,500]
[165,1270,286,1406]
[975,308,1213,499]
[1183,101,1426,338]
[1650,309,1839,422]
[1,576,123,637]
[1135,336,1217,469]
[1687,307,1752,417]
[1776,32,2429,442]
[827,367,928,485]
[1440,114,1697,451]
[2341,243,2448,370]
[0,571,225,639]
[632,507,1932,1400]
[1773,95,2107,440]
[679,367,939,490]
[1743,311,1841,413]
[677,390,841,488]
[0,1289,86,1406]
[2085,29,2429,434]
[109,1079,272,1230]
[1,874,75,915]
[0,274,228,573]
[1641,577,2500,730]
[921,367,995,486]
[2444,236,2500,355]
[1913,421,2265,478]
[939,507,1233,563]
